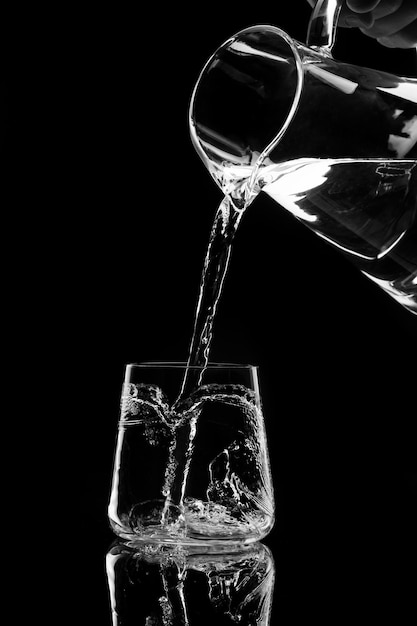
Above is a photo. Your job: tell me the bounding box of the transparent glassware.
[189,0,417,313]
[108,362,275,546]
[106,540,275,625]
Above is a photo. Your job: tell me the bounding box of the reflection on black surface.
[106,540,275,625]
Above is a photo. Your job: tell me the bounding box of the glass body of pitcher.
[189,0,417,313]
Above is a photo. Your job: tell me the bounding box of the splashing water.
[108,382,274,544]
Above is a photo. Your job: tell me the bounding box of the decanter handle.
[306,0,343,55]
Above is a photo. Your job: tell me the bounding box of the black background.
[2,2,416,623]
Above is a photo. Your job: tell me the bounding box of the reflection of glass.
[108,363,275,546]
[189,2,417,313]
[106,540,275,625]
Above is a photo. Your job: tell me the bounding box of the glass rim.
[126,361,258,370]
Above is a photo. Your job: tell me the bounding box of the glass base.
[362,271,417,314]
[109,518,269,549]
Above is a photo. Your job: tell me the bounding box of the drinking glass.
[108,362,275,546]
